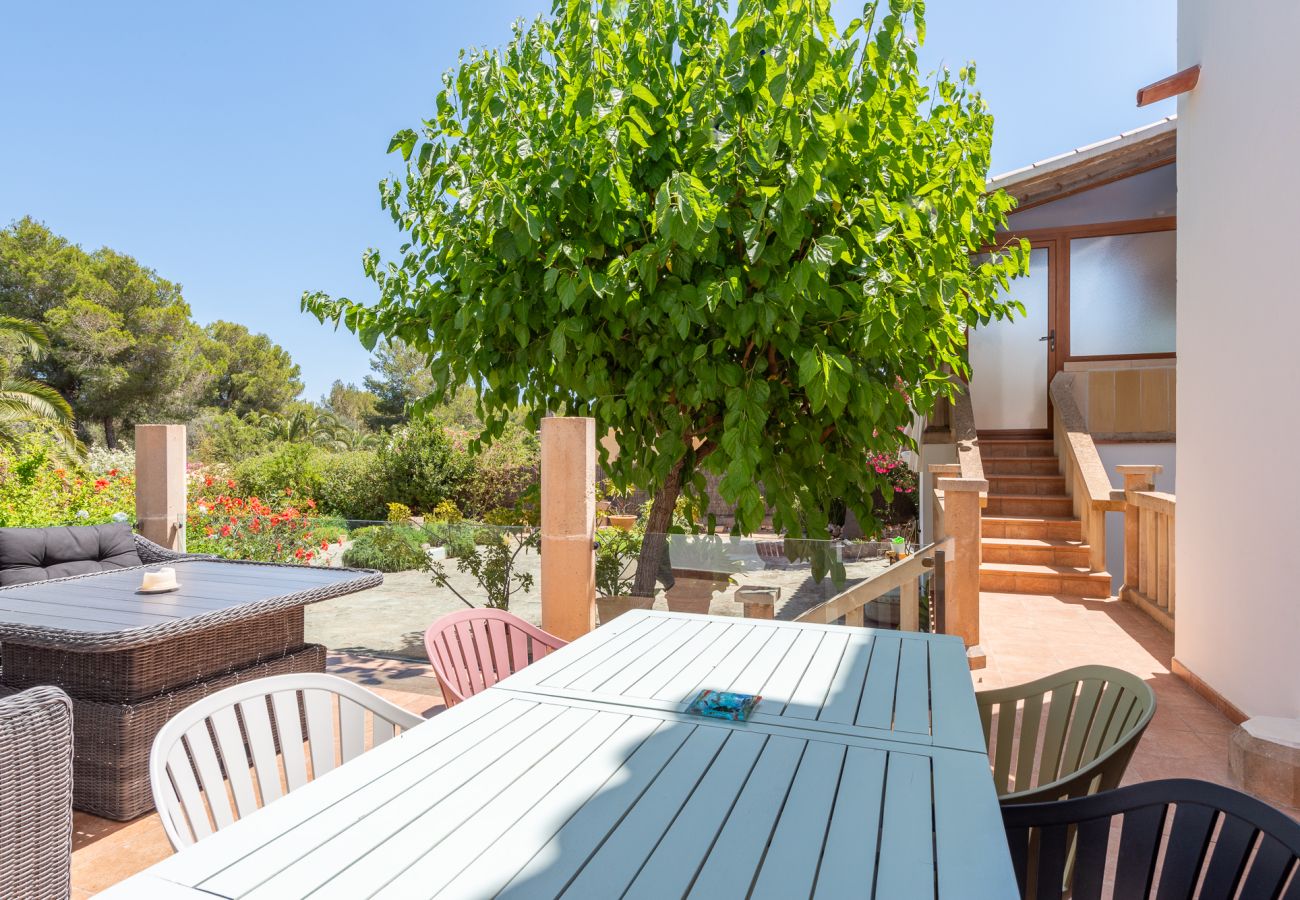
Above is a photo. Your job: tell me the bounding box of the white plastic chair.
[149,673,423,849]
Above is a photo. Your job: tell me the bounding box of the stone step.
[982,456,1061,476]
[979,562,1112,599]
[979,438,1056,459]
[981,536,1091,567]
[981,515,1083,542]
[985,493,1074,517]
[985,474,1067,496]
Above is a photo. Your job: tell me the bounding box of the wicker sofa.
[0,524,194,587]
[0,686,74,899]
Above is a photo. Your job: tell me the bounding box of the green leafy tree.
[322,380,378,431]
[0,219,211,448]
[200,321,303,416]
[362,339,434,428]
[304,0,1027,595]
[0,317,81,457]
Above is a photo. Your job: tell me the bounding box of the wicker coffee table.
[0,558,381,820]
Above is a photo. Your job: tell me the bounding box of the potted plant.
[595,526,653,623]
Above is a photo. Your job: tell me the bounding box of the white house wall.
[1176,0,1300,717]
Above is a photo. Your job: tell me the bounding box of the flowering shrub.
[867,452,918,526]
[0,436,135,527]
[868,452,917,496]
[186,475,339,564]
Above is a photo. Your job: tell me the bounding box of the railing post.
[134,424,187,552]
[935,476,987,669]
[928,463,961,542]
[1115,465,1162,601]
[540,417,597,641]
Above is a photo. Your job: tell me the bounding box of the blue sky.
[0,1,1175,403]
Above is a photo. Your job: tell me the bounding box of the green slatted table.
[101,611,1015,899]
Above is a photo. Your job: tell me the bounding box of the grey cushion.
[0,525,143,587]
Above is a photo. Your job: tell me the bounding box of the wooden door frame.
[978,215,1178,432]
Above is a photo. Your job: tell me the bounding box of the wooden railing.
[1117,466,1175,629]
[1049,373,1125,572]
[949,382,987,506]
[794,537,954,632]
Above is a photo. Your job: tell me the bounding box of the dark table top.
[0,558,381,650]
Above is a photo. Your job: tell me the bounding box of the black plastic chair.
[1003,778,1300,899]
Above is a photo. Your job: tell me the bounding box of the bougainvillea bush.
[186,473,339,564]
[0,434,135,527]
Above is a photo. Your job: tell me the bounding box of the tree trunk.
[103,417,117,450]
[631,463,684,598]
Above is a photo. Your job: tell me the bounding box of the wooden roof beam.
[1137,65,1201,107]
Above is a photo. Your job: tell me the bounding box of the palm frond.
[0,317,52,360]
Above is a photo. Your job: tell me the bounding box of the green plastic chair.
[978,665,1156,805]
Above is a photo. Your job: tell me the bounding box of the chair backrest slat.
[150,673,423,850]
[270,689,310,791]
[208,705,259,818]
[1199,814,1262,897]
[338,697,366,764]
[1238,834,1296,899]
[1037,685,1078,786]
[302,689,337,778]
[424,609,568,707]
[1059,679,1104,779]
[162,741,212,844]
[1004,779,1300,900]
[183,722,236,831]
[1114,803,1166,894]
[1154,804,1217,900]
[237,696,283,806]
[1076,681,1124,768]
[1013,692,1045,792]
[991,700,1016,792]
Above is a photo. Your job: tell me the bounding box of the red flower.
[226,479,236,490]
[220,525,232,538]
[306,499,316,510]
[321,540,329,551]
[93,479,108,491]
[294,548,305,559]
[270,515,281,526]
[108,468,119,477]
[204,474,214,487]
[276,542,283,553]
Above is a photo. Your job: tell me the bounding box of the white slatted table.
[498,610,988,753]
[101,613,1015,899]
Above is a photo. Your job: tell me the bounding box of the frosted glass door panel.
[1070,231,1175,356]
[969,248,1049,431]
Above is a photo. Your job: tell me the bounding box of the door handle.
[1039,330,1056,352]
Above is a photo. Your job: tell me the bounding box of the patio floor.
[71,593,1284,896]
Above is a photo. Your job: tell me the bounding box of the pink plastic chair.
[424,609,568,707]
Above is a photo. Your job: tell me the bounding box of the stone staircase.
[979,433,1112,598]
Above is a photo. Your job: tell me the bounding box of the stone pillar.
[734,585,779,621]
[1230,718,1300,810]
[134,425,187,552]
[540,417,597,641]
[936,476,986,669]
[1116,465,1162,597]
